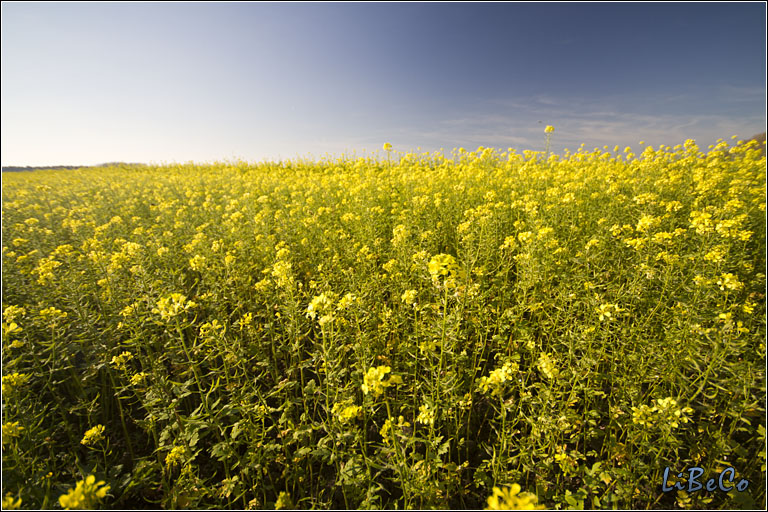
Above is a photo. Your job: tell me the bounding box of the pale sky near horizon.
[1,1,766,166]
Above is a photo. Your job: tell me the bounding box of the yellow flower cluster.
[81,425,105,446]
[537,353,559,380]
[275,491,294,510]
[336,292,356,311]
[596,303,623,321]
[2,372,30,394]
[361,366,403,398]
[110,351,133,371]
[2,494,22,510]
[2,305,26,347]
[400,289,418,306]
[200,319,225,338]
[380,415,411,445]
[485,484,545,510]
[38,306,67,325]
[152,293,196,321]
[165,445,186,467]
[119,302,140,318]
[34,257,62,284]
[58,475,110,510]
[306,291,338,326]
[331,401,362,423]
[428,253,464,285]
[635,214,661,233]
[417,403,436,426]
[189,254,207,271]
[271,260,294,288]
[689,211,713,234]
[653,397,695,428]
[130,372,148,386]
[477,361,519,396]
[2,421,24,442]
[554,449,574,470]
[3,305,26,324]
[518,231,534,244]
[632,397,694,429]
[717,272,743,291]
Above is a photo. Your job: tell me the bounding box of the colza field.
[1,136,765,510]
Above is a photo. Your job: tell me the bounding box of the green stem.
[106,369,136,464]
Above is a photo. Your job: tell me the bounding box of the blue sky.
[1,1,765,166]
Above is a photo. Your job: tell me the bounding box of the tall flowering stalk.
[544,125,555,161]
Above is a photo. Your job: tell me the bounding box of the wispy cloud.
[402,92,767,154]
[719,84,767,103]
[534,95,558,106]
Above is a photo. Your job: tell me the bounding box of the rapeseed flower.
[500,235,518,252]
[332,401,362,423]
[238,312,254,330]
[428,253,465,288]
[130,372,148,386]
[200,320,224,338]
[38,306,67,325]
[477,361,518,396]
[165,445,186,467]
[392,224,408,245]
[3,305,26,324]
[110,351,133,371]
[153,293,196,321]
[428,253,459,279]
[689,211,713,234]
[417,403,436,426]
[271,260,294,288]
[485,484,544,510]
[119,302,140,318]
[401,289,418,306]
[35,258,62,284]
[189,254,207,271]
[306,292,336,320]
[554,448,576,472]
[58,475,110,510]
[631,397,693,429]
[717,273,743,291]
[336,292,356,311]
[380,415,410,445]
[517,231,534,244]
[81,425,105,446]
[2,494,21,509]
[636,214,660,233]
[2,421,24,442]
[2,372,30,394]
[275,491,294,510]
[654,397,694,428]
[537,353,559,379]
[362,366,403,398]
[596,303,622,321]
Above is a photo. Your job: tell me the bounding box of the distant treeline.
[2,162,143,173]
[2,134,764,174]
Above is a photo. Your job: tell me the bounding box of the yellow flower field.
[1,136,765,509]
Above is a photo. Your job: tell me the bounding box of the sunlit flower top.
[58,475,110,510]
[485,484,545,510]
